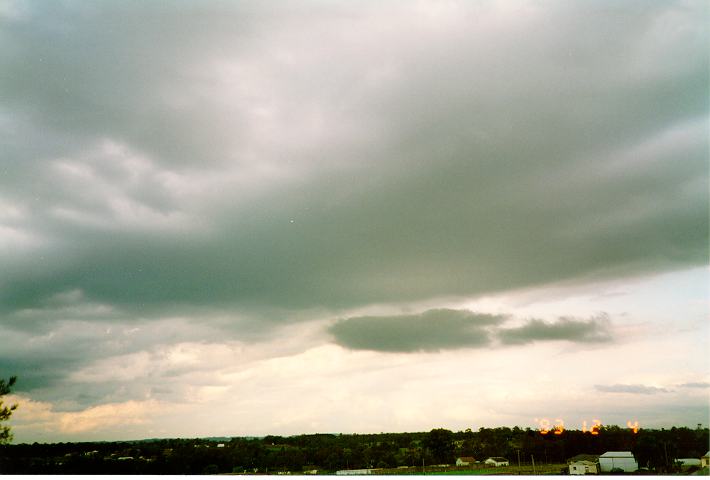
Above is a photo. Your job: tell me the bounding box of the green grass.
[435,468,499,475]
[426,464,567,476]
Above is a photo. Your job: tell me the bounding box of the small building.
[484,457,509,467]
[456,456,476,466]
[701,451,710,468]
[569,461,599,475]
[336,469,373,475]
[567,454,599,475]
[676,458,701,468]
[216,443,225,448]
[599,451,637,473]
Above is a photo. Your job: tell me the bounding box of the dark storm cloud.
[0,0,707,398]
[497,315,612,345]
[329,309,502,352]
[0,0,707,317]
[595,384,671,395]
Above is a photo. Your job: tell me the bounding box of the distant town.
[0,426,707,475]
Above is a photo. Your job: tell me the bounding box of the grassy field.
[433,464,567,475]
[369,463,568,476]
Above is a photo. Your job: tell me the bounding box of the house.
[336,469,373,475]
[701,451,710,468]
[567,454,599,475]
[484,457,509,467]
[456,457,476,466]
[598,451,637,473]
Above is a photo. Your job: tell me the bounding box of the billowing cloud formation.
[0,0,707,320]
[498,315,612,345]
[595,384,670,395]
[329,309,502,352]
[7,395,164,435]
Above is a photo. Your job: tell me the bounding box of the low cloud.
[329,309,502,353]
[8,395,166,437]
[330,310,616,352]
[677,382,710,389]
[498,315,612,345]
[595,384,670,394]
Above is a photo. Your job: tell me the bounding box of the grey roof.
[600,451,635,458]
[568,454,600,463]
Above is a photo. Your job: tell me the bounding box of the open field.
[370,464,567,476]
[434,464,566,475]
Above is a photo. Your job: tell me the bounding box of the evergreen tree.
[0,376,18,444]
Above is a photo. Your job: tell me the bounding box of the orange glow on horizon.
[554,419,564,434]
[627,420,639,433]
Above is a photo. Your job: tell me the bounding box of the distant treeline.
[0,426,707,474]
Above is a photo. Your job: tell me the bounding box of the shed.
[456,456,476,466]
[599,451,637,473]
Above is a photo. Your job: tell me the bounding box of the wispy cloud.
[594,384,671,395]
[677,382,710,389]
[8,395,166,436]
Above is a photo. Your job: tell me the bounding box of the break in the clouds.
[0,0,708,441]
[594,384,671,395]
[498,315,612,345]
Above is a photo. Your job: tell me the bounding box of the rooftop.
[600,451,635,458]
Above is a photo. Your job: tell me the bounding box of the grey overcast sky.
[1,0,708,442]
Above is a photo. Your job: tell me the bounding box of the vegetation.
[0,376,18,445]
[0,425,706,475]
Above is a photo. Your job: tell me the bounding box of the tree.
[424,428,454,464]
[0,376,18,444]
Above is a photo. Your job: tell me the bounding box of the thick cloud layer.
[0,0,708,438]
[0,0,707,319]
